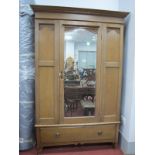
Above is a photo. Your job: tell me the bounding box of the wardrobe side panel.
[36,21,59,125]
[102,25,124,122]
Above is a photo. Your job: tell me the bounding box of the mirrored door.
[60,21,102,123]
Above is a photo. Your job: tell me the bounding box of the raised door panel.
[39,24,55,61]
[106,27,121,61]
[38,68,55,120]
[104,67,119,121]
[35,20,59,125]
[101,24,123,122]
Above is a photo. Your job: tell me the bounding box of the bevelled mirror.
[64,27,97,117]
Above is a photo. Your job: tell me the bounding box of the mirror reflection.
[64,27,97,117]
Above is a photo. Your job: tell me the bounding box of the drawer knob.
[97,131,103,136]
[55,132,60,137]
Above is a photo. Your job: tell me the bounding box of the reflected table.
[81,100,95,116]
[64,86,95,116]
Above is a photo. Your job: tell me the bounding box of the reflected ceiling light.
[65,35,72,40]
[82,59,86,63]
[92,36,96,41]
[92,36,96,40]
[79,28,85,31]
[73,29,78,32]
[86,41,90,46]
[74,28,85,32]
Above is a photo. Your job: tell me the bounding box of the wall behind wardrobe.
[119,0,135,154]
[34,0,119,10]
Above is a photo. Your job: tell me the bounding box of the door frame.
[59,20,102,124]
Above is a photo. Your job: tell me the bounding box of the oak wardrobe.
[31,5,129,151]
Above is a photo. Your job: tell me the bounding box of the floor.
[19,144,124,155]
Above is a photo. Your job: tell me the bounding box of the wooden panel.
[38,67,55,124]
[38,60,55,67]
[35,121,120,128]
[39,24,55,61]
[31,5,129,18]
[40,124,115,144]
[35,20,60,125]
[100,24,123,122]
[35,12,125,24]
[103,68,119,121]
[106,27,120,61]
[104,62,120,68]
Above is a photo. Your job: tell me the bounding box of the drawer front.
[40,125,116,144]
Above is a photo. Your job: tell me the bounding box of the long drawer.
[40,124,116,145]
